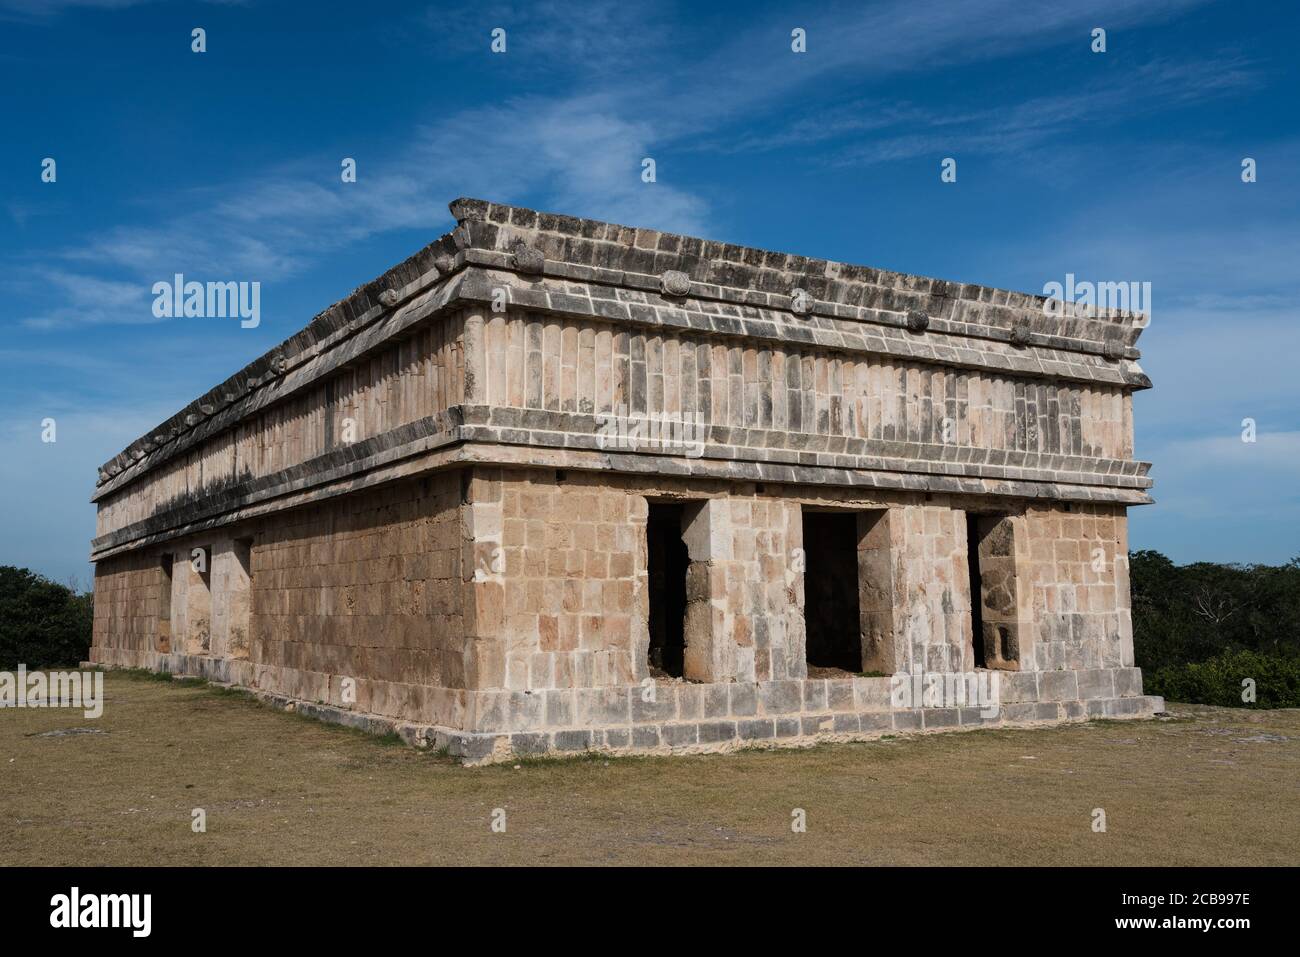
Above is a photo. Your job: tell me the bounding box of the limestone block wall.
[91,464,1159,763]
[249,473,466,703]
[472,308,1136,470]
[890,504,975,675]
[210,539,252,659]
[94,470,1138,692]
[969,514,1025,671]
[93,473,469,717]
[459,467,815,692]
[92,550,166,657]
[177,549,211,655]
[464,467,646,691]
[1020,504,1133,672]
[856,509,898,673]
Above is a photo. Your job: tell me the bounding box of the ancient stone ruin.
[89,198,1164,762]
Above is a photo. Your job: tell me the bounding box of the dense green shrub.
[1131,551,1300,707]
[1144,649,1300,709]
[0,566,94,669]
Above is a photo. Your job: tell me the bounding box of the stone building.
[89,197,1164,762]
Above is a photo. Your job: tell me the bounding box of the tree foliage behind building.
[0,566,94,669]
[1130,550,1300,707]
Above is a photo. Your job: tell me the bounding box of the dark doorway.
[802,511,862,672]
[966,512,987,668]
[646,503,688,678]
[158,554,173,653]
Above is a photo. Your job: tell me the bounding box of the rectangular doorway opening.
[965,512,1021,671]
[157,554,173,653]
[646,503,688,678]
[966,513,987,668]
[802,510,862,673]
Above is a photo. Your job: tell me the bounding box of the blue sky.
[1,0,1296,586]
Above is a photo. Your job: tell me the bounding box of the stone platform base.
[89,647,1165,765]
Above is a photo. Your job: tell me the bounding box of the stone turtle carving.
[512,243,545,275]
[661,270,692,297]
[790,287,813,315]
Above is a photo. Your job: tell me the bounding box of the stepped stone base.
[89,647,1164,765]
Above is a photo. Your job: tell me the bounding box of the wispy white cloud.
[801,57,1262,166]
[18,90,711,329]
[17,269,156,330]
[641,0,1214,136]
[0,0,243,22]
[1139,430,1300,523]
[0,0,146,15]
[423,0,676,76]
[12,0,1228,331]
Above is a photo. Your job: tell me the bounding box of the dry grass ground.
[2,671,1297,866]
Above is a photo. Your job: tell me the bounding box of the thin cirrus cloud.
[19,94,712,331]
[1138,431,1300,529]
[642,0,1213,134]
[17,269,154,331]
[13,0,1225,332]
[807,58,1261,167]
[0,0,246,20]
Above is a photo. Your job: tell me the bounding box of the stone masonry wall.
[475,310,1134,460]
[92,550,165,657]
[458,467,1133,692]
[93,472,473,729]
[892,504,975,675]
[250,472,465,705]
[92,465,1161,763]
[463,467,645,692]
[1021,503,1133,674]
[460,468,814,692]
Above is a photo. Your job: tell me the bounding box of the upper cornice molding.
[95,197,1151,499]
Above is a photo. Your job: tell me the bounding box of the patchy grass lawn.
[1,671,1297,866]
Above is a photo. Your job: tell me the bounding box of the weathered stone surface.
[512,243,545,274]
